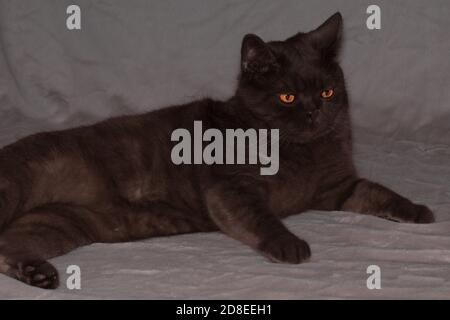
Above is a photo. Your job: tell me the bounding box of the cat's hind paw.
[15,260,59,289]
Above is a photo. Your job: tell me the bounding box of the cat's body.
[0,13,434,289]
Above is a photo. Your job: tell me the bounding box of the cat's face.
[237,13,349,143]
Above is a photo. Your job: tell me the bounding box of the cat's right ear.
[241,34,278,75]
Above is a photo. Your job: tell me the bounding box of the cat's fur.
[0,13,434,289]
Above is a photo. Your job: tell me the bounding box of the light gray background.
[0,0,449,299]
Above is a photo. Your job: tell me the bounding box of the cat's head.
[236,12,349,143]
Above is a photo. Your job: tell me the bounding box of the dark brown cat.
[0,13,434,289]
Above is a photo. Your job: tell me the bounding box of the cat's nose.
[306,110,319,124]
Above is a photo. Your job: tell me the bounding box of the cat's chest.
[266,159,319,216]
[265,146,349,217]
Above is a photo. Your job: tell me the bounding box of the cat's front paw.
[413,204,435,224]
[385,201,435,224]
[15,260,59,289]
[258,233,311,264]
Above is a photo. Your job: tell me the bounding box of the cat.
[0,12,434,289]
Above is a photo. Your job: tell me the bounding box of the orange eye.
[321,89,334,99]
[279,94,296,104]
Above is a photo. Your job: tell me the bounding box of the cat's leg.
[0,173,27,231]
[0,203,114,289]
[113,201,218,240]
[204,179,311,264]
[0,201,215,289]
[340,178,434,223]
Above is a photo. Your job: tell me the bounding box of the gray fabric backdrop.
[1,0,450,144]
[0,0,449,299]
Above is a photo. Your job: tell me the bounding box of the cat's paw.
[413,204,435,224]
[258,233,311,264]
[385,201,435,224]
[15,260,59,289]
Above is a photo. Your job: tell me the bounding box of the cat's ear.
[241,34,278,75]
[306,12,343,59]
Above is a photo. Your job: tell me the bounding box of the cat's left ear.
[288,12,343,60]
[307,12,343,59]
